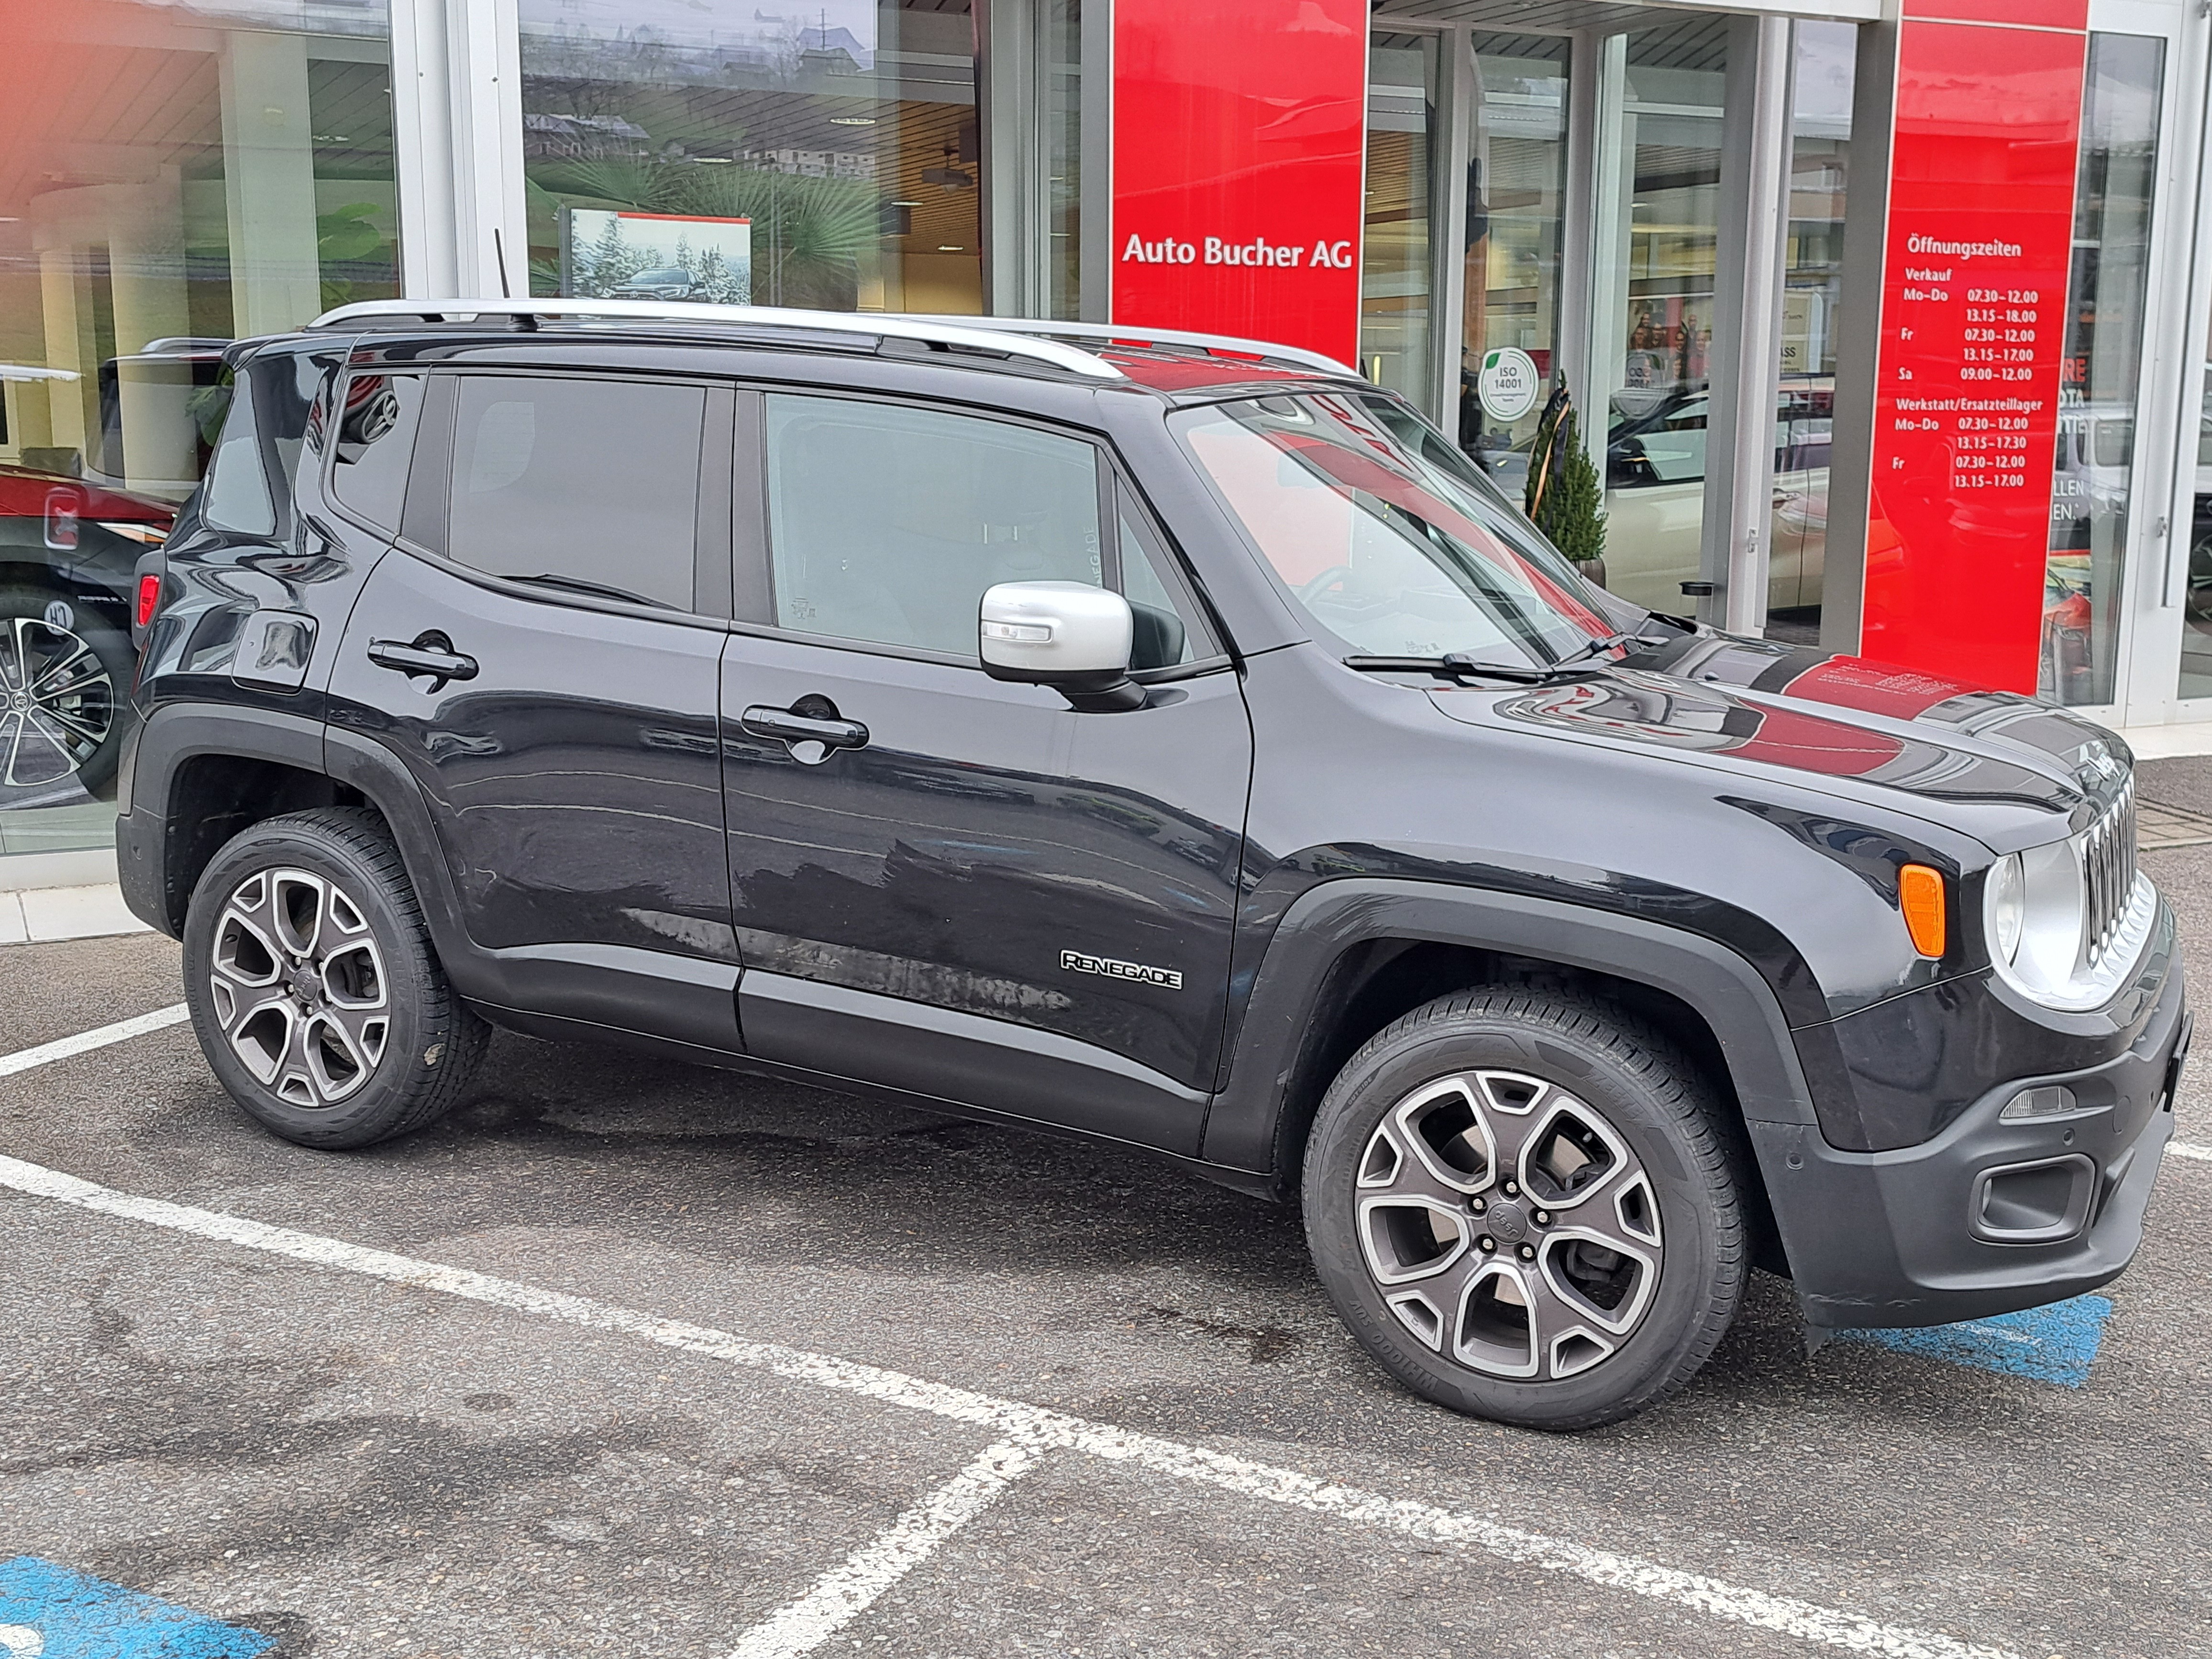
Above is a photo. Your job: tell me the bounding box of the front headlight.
[1983,841,2088,1003]
[1988,851,2025,963]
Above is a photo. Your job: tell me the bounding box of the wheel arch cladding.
[1204,880,1810,1258]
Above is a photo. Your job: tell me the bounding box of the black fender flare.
[117,701,479,975]
[1199,877,1821,1182]
[116,702,328,937]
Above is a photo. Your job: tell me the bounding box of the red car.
[0,464,174,796]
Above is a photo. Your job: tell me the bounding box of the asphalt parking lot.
[6,774,2212,1659]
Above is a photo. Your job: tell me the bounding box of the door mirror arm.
[979,581,1146,712]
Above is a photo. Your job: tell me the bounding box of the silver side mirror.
[979,581,1145,711]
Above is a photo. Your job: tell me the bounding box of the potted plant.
[1524,375,1608,588]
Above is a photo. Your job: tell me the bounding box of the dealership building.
[2,0,2210,901]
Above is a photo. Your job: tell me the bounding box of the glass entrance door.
[1587,20,1728,616]
[2041,30,2166,709]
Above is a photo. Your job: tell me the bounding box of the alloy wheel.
[0,614,116,787]
[208,868,391,1108]
[1354,1070,1663,1382]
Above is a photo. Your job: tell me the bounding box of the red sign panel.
[1110,0,1369,366]
[1901,0,2086,27]
[1858,18,2086,692]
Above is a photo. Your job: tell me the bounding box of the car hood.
[1428,631,2127,835]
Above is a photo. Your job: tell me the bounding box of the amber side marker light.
[1899,863,1947,958]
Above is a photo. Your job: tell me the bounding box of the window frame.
[733,383,1231,677]
[394,366,735,630]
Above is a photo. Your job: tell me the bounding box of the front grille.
[2082,781,2138,966]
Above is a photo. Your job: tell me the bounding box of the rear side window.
[201,382,276,536]
[199,352,320,538]
[446,375,705,610]
[329,372,425,534]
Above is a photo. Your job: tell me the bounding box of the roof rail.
[899,315,1358,380]
[305,298,1125,381]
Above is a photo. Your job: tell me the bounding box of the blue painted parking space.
[0,1559,270,1659]
[1838,1294,2114,1388]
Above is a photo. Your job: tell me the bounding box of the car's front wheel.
[183,807,487,1149]
[1303,987,1747,1430]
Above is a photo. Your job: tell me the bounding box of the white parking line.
[0,1003,187,1078]
[2171,1139,2212,1162]
[0,1148,2020,1659]
[728,1438,1043,1659]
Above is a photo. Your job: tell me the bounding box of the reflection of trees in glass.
[317,203,394,312]
[531,158,876,310]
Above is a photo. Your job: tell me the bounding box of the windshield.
[1172,390,1616,664]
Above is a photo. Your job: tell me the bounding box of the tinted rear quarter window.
[446,375,705,610]
[329,373,425,533]
[200,353,318,537]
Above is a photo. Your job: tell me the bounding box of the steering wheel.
[1299,565,1354,602]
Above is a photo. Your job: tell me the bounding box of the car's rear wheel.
[183,807,487,1149]
[1303,987,1746,1430]
[0,586,132,798]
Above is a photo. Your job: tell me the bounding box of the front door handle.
[367,632,478,690]
[741,701,868,765]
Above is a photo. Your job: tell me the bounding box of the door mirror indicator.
[979,581,1144,711]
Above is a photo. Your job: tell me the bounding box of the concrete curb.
[0,885,155,947]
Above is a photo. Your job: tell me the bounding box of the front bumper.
[1752,930,2188,1330]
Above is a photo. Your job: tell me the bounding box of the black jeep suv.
[117,299,2188,1429]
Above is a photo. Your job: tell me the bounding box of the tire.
[0,586,134,798]
[182,807,488,1149]
[1302,986,1746,1431]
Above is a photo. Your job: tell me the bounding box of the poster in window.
[561,209,752,305]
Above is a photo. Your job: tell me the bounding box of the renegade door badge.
[1060,949,1182,990]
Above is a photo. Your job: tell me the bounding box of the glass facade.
[1591,21,1728,615]
[1360,33,1438,400]
[1043,0,1084,321]
[0,0,396,863]
[1769,19,1855,640]
[1460,34,1571,496]
[2182,366,2212,699]
[520,0,984,316]
[2046,33,2163,707]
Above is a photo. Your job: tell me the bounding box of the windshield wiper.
[1346,632,1637,685]
[516,571,665,608]
[1551,630,1638,666]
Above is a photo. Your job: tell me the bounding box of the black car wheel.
[1303,987,1747,1431]
[0,586,133,797]
[183,807,488,1149]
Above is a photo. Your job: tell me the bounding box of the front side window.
[763,395,1106,659]
[1174,391,1613,664]
[445,376,705,611]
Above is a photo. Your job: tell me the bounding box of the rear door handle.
[367,632,478,689]
[741,702,868,764]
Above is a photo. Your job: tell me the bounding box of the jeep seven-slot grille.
[2083,782,2137,966]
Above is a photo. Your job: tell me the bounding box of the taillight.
[136,571,162,629]
[43,487,80,552]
